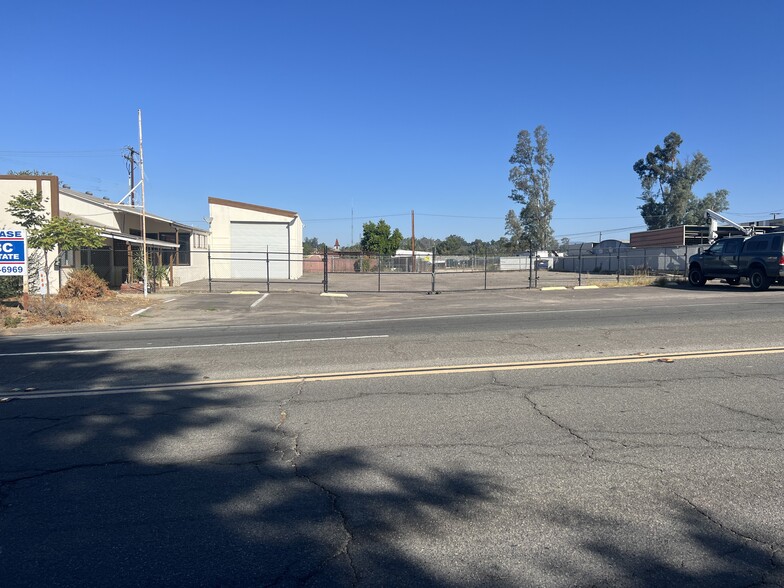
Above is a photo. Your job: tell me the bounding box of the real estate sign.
[0,228,27,276]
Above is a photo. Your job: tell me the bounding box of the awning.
[100,231,180,249]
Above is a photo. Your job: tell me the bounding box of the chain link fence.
[195,245,697,293]
[205,249,323,293]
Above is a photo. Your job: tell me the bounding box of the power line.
[307,213,410,222]
[0,148,122,155]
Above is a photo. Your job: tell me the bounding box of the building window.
[177,232,191,265]
[113,239,131,267]
[59,249,76,268]
[193,233,207,249]
[158,232,177,266]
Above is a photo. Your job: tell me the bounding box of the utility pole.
[122,146,138,206]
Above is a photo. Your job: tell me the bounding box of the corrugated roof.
[98,230,179,249]
[60,187,208,234]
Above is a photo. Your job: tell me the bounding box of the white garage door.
[230,222,290,279]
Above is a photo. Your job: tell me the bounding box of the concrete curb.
[320,292,348,298]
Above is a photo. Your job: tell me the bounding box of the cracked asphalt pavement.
[1,286,783,586]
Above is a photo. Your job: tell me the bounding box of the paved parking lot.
[169,269,680,295]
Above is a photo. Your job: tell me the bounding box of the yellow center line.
[10,346,784,400]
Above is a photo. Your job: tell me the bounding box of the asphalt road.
[1,286,783,586]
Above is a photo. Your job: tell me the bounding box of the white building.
[208,197,304,280]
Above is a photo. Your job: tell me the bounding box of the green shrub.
[0,277,22,300]
[132,251,171,289]
[3,314,22,328]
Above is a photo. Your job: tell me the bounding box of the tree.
[398,236,437,252]
[2,189,48,296]
[633,132,730,230]
[504,209,524,251]
[5,189,104,295]
[6,169,54,176]
[302,237,323,256]
[436,234,469,255]
[5,189,47,231]
[508,125,557,251]
[359,220,403,256]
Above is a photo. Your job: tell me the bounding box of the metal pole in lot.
[431,247,436,294]
[617,248,621,284]
[207,248,212,293]
[266,246,270,293]
[535,253,539,288]
[578,243,583,286]
[528,250,533,289]
[323,245,329,293]
[484,249,488,290]
[377,253,381,292]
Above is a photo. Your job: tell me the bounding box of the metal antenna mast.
[138,110,148,298]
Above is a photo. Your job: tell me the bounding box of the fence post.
[578,243,583,286]
[431,247,436,293]
[377,253,381,292]
[528,249,533,289]
[207,248,212,292]
[534,253,540,288]
[266,246,270,293]
[323,245,329,293]
[484,249,488,290]
[617,248,621,283]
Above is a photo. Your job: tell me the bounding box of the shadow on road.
[3,340,780,585]
[0,347,504,586]
[531,499,781,586]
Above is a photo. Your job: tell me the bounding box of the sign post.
[0,227,27,306]
[38,269,46,301]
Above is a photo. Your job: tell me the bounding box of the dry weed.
[2,293,162,329]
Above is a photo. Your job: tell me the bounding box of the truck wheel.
[726,278,740,286]
[749,269,770,291]
[688,267,706,287]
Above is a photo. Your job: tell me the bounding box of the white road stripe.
[163,298,177,303]
[250,293,269,308]
[12,299,782,339]
[0,334,389,358]
[130,307,151,317]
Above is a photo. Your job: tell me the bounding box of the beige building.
[0,174,209,292]
[208,197,303,280]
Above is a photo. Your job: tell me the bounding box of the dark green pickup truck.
[688,232,784,291]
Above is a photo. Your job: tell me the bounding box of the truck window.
[772,235,782,251]
[723,239,741,254]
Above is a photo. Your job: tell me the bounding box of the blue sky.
[2,1,782,245]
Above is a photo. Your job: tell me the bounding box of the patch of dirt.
[1,293,165,331]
